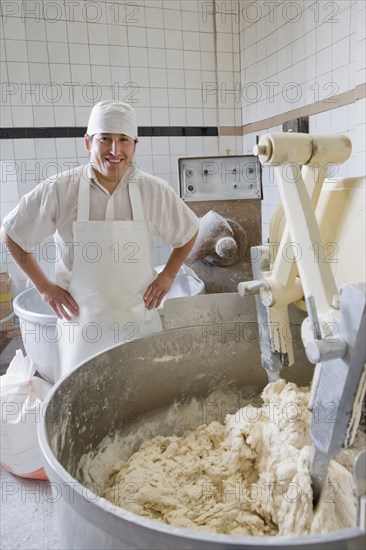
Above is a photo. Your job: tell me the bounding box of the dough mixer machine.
[240,133,366,509]
[38,133,366,549]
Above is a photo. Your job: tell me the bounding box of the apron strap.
[128,174,145,221]
[77,166,91,221]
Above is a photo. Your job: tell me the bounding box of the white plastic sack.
[0,350,52,479]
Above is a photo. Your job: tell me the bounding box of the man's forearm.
[163,231,198,278]
[143,231,198,309]
[2,232,79,319]
[2,232,50,292]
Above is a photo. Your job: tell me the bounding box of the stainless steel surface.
[308,283,366,506]
[39,299,365,549]
[250,244,283,382]
[354,450,366,498]
[354,451,366,531]
[163,293,308,377]
[164,292,258,330]
[309,446,331,508]
[179,155,261,202]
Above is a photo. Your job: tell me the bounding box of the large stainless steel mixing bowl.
[39,300,365,549]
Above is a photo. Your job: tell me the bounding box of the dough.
[98,380,364,535]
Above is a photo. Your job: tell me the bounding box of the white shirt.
[2,164,199,289]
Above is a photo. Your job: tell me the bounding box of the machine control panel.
[178,155,262,201]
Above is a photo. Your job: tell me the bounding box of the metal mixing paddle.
[305,284,366,506]
[248,245,284,382]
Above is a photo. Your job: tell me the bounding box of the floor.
[0,466,60,550]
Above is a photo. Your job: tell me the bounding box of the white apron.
[54,168,162,380]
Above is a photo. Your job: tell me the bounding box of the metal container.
[39,301,365,549]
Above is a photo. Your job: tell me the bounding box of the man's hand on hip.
[39,282,79,320]
[143,271,174,310]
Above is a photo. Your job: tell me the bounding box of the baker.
[2,101,199,381]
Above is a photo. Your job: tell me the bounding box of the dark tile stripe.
[0,127,218,139]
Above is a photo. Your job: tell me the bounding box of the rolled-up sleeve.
[141,174,199,248]
[158,184,199,248]
[2,178,58,249]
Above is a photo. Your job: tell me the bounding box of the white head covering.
[87,101,138,140]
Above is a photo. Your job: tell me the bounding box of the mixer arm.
[306,283,366,506]
[244,162,331,369]
[239,134,352,379]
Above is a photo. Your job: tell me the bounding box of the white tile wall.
[1,0,365,289]
[240,0,366,236]
[1,0,225,287]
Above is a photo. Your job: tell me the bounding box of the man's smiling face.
[85,133,136,182]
